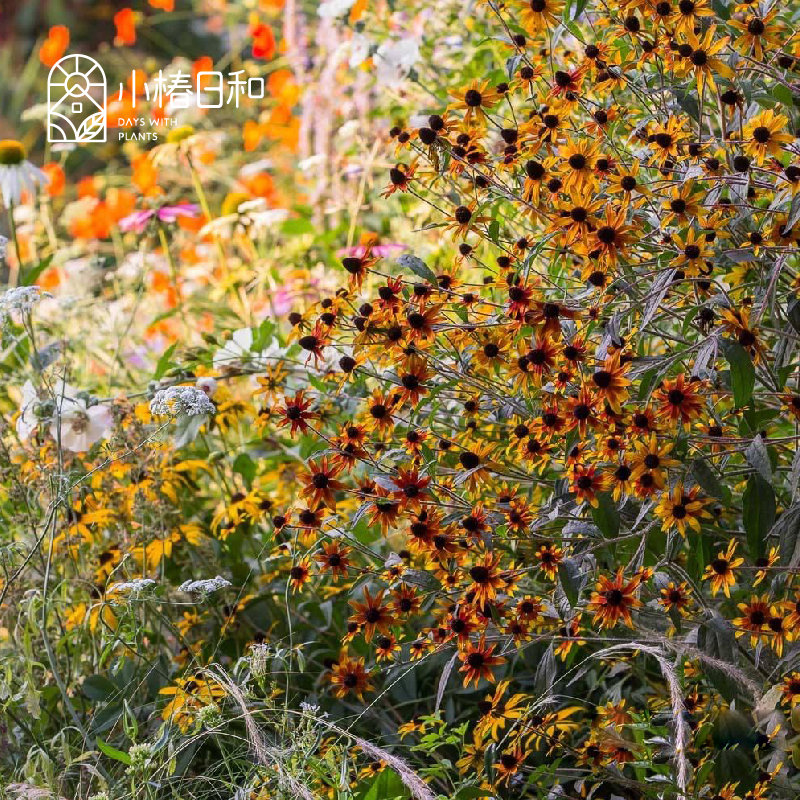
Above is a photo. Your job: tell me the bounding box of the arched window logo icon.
[48,54,107,143]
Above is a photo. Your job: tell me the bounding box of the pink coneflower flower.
[336,243,406,258]
[119,203,199,233]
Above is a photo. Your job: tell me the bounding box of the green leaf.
[505,54,521,80]
[711,0,730,19]
[251,319,275,352]
[488,219,500,245]
[787,193,800,234]
[396,253,437,285]
[233,453,256,486]
[687,528,710,581]
[21,255,53,286]
[697,616,738,702]
[154,341,179,380]
[453,789,493,800]
[591,493,619,538]
[715,746,756,794]
[773,82,793,109]
[88,703,122,736]
[672,87,700,122]
[96,738,131,765]
[724,340,755,408]
[572,0,589,18]
[534,645,557,695]
[82,674,118,701]
[691,457,730,503]
[745,435,772,481]
[280,218,314,236]
[742,474,775,561]
[788,299,800,334]
[713,709,758,791]
[775,503,800,567]
[356,769,408,800]
[557,558,581,607]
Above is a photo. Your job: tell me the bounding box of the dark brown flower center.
[604,588,624,606]
[467,652,485,668]
[464,89,482,107]
[752,125,771,143]
[593,370,613,388]
[668,389,685,405]
[470,565,490,583]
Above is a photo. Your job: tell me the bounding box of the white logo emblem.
[48,54,107,144]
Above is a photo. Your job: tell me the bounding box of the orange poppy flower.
[39,25,69,68]
[114,8,137,46]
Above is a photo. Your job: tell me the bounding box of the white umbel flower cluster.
[150,385,216,418]
[300,701,328,719]
[108,578,157,595]
[0,285,51,322]
[179,575,231,594]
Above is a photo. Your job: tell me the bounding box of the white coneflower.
[0,140,48,207]
[149,385,216,418]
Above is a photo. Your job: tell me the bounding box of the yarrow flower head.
[300,700,325,717]
[0,285,51,323]
[179,575,232,594]
[127,742,155,774]
[150,385,216,418]
[108,578,157,596]
[196,703,223,729]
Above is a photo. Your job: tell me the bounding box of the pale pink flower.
[336,243,406,258]
[119,204,199,233]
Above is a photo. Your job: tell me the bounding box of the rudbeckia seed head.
[0,140,26,166]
